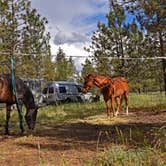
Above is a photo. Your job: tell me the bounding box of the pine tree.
[67,56,76,79]
[21,6,50,78]
[55,47,74,80]
[125,0,166,93]
[139,0,166,94]
[86,0,130,77]
[85,0,165,92]
[0,0,51,79]
[81,58,95,77]
[0,0,10,73]
[42,52,56,81]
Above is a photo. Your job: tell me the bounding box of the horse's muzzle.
[28,124,35,130]
[82,88,88,93]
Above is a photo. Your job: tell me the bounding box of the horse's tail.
[0,77,4,88]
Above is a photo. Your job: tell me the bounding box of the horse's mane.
[23,86,36,109]
[86,74,96,79]
[87,74,113,82]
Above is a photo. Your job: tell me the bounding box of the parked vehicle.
[76,85,100,103]
[22,78,45,105]
[41,81,99,105]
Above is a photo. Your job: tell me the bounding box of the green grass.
[37,92,165,124]
[86,146,166,166]
[0,93,165,126]
[38,101,105,125]
[129,93,166,109]
[85,125,166,166]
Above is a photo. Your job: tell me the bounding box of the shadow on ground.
[13,109,166,152]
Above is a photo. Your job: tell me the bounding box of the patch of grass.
[153,125,166,152]
[0,93,165,127]
[129,93,166,109]
[35,93,166,127]
[86,125,166,166]
[87,146,166,166]
[37,101,105,125]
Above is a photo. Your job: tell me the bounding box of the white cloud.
[53,30,89,45]
[50,41,89,71]
[31,0,109,71]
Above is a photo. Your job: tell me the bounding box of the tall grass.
[129,93,166,109]
[86,126,166,166]
[86,146,166,166]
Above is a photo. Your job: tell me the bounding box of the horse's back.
[0,74,14,103]
[0,74,28,104]
[113,77,129,94]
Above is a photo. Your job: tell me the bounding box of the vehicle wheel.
[89,97,93,103]
[53,100,59,106]
[65,98,71,103]
[75,96,81,103]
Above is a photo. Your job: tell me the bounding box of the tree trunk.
[159,31,166,96]
[162,59,166,96]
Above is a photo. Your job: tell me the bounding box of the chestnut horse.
[0,74,38,134]
[82,74,129,117]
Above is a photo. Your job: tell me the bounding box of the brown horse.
[0,74,38,134]
[82,74,129,117]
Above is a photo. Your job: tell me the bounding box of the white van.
[42,81,88,105]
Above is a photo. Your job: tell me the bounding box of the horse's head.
[25,106,38,130]
[82,74,95,93]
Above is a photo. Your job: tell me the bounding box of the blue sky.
[31,0,109,42]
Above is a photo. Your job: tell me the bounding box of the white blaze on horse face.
[126,106,129,115]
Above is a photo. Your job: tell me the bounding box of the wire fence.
[0,51,166,60]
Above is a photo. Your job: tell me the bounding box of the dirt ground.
[0,108,166,166]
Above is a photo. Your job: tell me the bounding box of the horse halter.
[82,77,94,93]
[82,84,91,93]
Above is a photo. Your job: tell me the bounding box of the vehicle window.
[77,85,83,93]
[69,85,78,94]
[59,86,66,93]
[49,87,54,94]
[42,88,48,94]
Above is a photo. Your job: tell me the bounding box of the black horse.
[0,74,38,134]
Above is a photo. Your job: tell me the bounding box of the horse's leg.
[16,99,24,133]
[104,98,111,117]
[124,92,129,115]
[111,96,115,117]
[120,95,124,110]
[5,104,11,135]
[115,97,120,117]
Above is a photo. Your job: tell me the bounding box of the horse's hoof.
[21,130,25,134]
[20,128,25,134]
[107,114,111,118]
[4,131,9,135]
